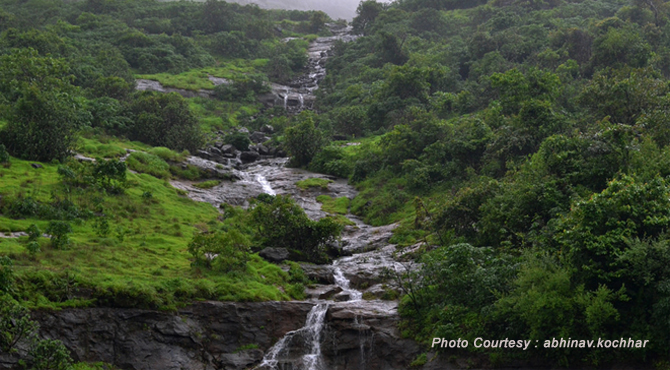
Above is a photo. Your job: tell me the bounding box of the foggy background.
[225,0,392,21]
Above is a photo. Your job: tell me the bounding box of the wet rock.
[260,124,274,134]
[304,285,342,300]
[256,145,271,156]
[250,131,271,144]
[218,349,263,370]
[220,144,235,154]
[29,301,314,370]
[333,292,351,302]
[240,151,260,163]
[300,264,334,284]
[258,247,289,263]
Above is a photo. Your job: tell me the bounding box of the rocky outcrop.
[322,301,422,370]
[20,300,437,370]
[30,301,314,370]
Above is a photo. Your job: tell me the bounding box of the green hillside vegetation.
[4,0,670,367]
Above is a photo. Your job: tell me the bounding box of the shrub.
[250,195,342,263]
[0,143,9,163]
[46,221,72,250]
[188,230,251,272]
[284,111,326,167]
[224,132,251,151]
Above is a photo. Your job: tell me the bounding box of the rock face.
[258,247,290,263]
[22,301,429,370]
[29,301,313,370]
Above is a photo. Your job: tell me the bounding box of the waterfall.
[299,94,304,109]
[332,265,362,301]
[283,88,289,110]
[256,303,329,370]
[256,173,276,195]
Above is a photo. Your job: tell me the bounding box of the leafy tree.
[0,144,9,163]
[284,111,326,167]
[46,221,73,250]
[92,159,127,194]
[251,195,342,263]
[0,256,14,294]
[125,92,203,152]
[27,338,73,370]
[0,49,89,161]
[0,294,38,353]
[352,0,384,35]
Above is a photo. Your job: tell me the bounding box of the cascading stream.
[256,303,329,370]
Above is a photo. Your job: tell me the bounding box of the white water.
[332,264,362,301]
[256,303,329,370]
[256,173,276,195]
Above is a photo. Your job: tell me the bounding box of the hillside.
[2,0,670,368]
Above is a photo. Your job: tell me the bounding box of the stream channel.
[166,25,417,370]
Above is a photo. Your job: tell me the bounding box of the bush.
[224,132,251,152]
[46,221,72,250]
[126,152,170,179]
[188,230,251,272]
[0,144,9,163]
[250,195,342,263]
[284,111,326,167]
[125,92,203,152]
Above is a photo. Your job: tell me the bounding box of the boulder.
[30,163,43,169]
[196,150,211,159]
[237,127,250,134]
[209,147,222,156]
[257,145,270,156]
[220,144,235,154]
[305,285,343,300]
[333,292,352,302]
[258,247,289,263]
[260,124,275,134]
[240,151,260,163]
[250,131,271,144]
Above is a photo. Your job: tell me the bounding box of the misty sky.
[228,0,392,21]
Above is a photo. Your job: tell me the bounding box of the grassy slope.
[0,155,296,310]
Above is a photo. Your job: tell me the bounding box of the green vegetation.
[316,195,350,214]
[295,178,333,190]
[126,152,171,179]
[193,180,221,189]
[4,0,670,366]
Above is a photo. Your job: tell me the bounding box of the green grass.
[137,60,267,91]
[316,195,350,214]
[0,155,300,310]
[149,147,188,162]
[194,180,220,189]
[77,136,151,159]
[295,178,333,190]
[126,152,171,179]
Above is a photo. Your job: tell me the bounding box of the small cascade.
[256,303,329,370]
[298,94,304,109]
[332,264,362,301]
[256,173,276,195]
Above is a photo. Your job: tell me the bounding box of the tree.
[126,92,203,152]
[352,0,384,35]
[284,111,326,167]
[251,195,342,263]
[46,221,73,250]
[0,49,89,161]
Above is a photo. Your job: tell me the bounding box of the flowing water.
[169,25,406,369]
